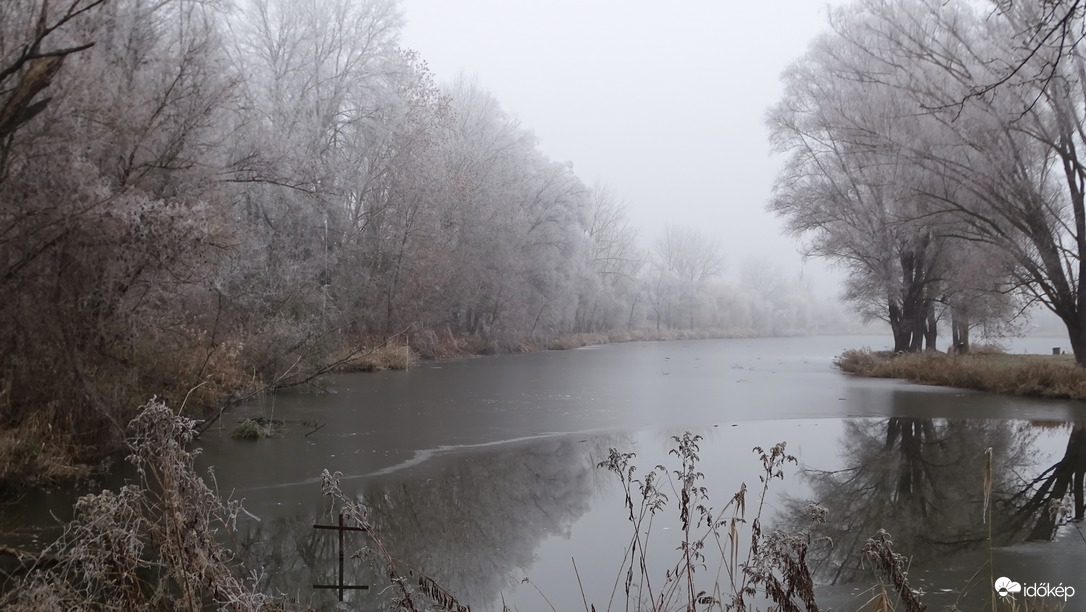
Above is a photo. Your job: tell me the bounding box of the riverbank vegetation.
[837,348,1086,400]
[0,0,852,489]
[1,402,289,610]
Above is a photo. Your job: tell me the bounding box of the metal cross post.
[312,514,369,601]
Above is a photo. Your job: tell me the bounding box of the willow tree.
[841,0,1086,364]
[767,18,950,352]
[770,0,1073,356]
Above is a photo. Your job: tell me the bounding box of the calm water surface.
[9,336,1086,610]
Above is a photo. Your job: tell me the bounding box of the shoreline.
[0,327,801,492]
[5,334,1074,492]
[835,348,1086,401]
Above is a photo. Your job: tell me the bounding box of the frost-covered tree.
[432,78,592,339]
[647,225,724,330]
[768,0,1039,354]
[575,182,643,332]
[768,18,948,352]
[845,0,1086,363]
[0,0,239,441]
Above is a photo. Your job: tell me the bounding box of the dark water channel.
[9,336,1086,610]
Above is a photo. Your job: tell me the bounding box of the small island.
[837,345,1086,400]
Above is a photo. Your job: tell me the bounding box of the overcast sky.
[398,1,844,295]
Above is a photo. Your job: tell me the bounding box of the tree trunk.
[889,300,911,353]
[924,301,937,351]
[904,297,926,353]
[909,309,925,353]
[951,306,969,354]
[1070,320,1086,366]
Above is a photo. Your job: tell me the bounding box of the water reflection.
[788,417,1036,585]
[782,399,1085,596]
[1012,423,1086,541]
[9,337,1086,609]
[235,436,608,609]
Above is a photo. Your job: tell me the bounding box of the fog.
[399,0,846,297]
[8,3,1086,608]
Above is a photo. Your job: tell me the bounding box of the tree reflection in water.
[1011,423,1086,541]
[786,416,1041,585]
[233,436,603,609]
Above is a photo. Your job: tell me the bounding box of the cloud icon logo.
[995,577,1023,597]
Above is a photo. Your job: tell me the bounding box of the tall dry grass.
[589,436,824,611]
[0,408,91,490]
[1,400,299,611]
[836,349,1086,400]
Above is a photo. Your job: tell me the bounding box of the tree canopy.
[770,0,1086,360]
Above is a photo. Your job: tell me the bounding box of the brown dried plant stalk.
[597,436,820,612]
[862,530,925,612]
[0,399,289,611]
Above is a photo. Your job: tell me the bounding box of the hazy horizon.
[399,0,848,298]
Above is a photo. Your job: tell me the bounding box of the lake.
[7,335,1086,610]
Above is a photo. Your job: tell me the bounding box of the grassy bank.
[836,347,1086,399]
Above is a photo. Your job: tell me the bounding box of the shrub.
[1,400,292,611]
[231,418,270,440]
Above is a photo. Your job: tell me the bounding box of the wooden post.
[313,514,369,601]
[338,514,344,600]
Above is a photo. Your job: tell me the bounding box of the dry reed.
[836,349,1086,400]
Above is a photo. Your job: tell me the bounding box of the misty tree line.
[0,0,843,448]
[768,0,1086,360]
